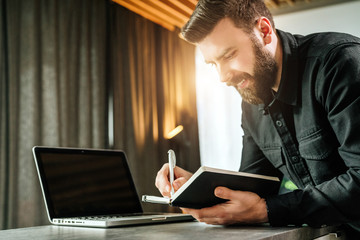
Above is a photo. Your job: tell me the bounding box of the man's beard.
[232,35,278,105]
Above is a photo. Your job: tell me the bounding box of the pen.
[168,149,176,197]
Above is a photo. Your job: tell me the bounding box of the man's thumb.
[214,186,231,200]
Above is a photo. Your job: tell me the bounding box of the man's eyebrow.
[216,47,235,61]
[204,47,236,65]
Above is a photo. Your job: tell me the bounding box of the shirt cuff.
[266,190,304,227]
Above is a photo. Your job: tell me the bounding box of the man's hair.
[181,0,274,43]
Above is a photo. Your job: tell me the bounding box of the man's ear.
[256,17,273,45]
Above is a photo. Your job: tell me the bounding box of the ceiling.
[113,0,356,32]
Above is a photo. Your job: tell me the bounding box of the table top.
[0,221,338,240]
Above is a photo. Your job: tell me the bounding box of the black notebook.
[142,166,280,209]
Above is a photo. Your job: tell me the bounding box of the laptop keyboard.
[80,215,125,220]
[68,213,156,221]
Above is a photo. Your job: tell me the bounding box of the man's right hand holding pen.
[155,162,193,198]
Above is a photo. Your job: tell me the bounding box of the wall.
[274,1,360,37]
[196,48,243,171]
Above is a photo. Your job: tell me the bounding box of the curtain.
[110,5,200,212]
[0,0,108,229]
[0,0,200,229]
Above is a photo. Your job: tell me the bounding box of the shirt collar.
[274,29,300,106]
[257,30,300,113]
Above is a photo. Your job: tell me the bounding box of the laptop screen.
[33,147,143,218]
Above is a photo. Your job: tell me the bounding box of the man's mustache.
[227,72,254,87]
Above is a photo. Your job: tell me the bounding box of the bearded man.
[155,0,360,237]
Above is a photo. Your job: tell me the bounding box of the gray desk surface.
[0,221,338,240]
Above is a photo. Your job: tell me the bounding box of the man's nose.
[219,70,232,83]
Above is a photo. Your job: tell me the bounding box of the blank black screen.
[35,148,143,218]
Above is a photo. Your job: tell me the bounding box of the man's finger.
[174,166,193,179]
[214,186,234,200]
[155,163,171,197]
[173,177,187,191]
[181,205,223,222]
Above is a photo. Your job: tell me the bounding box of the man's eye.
[224,51,236,60]
[208,62,216,68]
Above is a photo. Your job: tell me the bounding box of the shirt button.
[276,120,283,127]
[291,156,299,162]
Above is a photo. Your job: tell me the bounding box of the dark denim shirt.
[240,30,360,228]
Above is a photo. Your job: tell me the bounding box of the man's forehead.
[198,18,251,62]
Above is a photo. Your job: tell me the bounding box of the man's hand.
[155,163,193,198]
[181,187,268,225]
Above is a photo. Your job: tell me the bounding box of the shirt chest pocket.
[260,146,285,169]
[298,129,334,160]
[298,129,341,184]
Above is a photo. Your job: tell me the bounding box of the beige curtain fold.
[0,0,200,230]
[0,0,108,229]
[111,5,200,212]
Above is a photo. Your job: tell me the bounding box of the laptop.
[32,146,193,228]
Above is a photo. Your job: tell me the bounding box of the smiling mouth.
[227,79,244,86]
[236,79,248,89]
